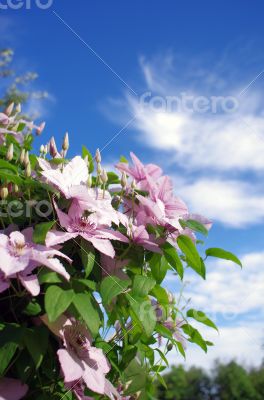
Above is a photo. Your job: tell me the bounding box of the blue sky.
[1,0,264,369]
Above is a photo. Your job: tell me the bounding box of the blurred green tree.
[155,360,264,400]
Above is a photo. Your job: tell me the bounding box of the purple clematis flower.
[57,319,120,399]
[127,223,161,253]
[115,152,162,191]
[0,377,28,400]
[38,156,89,199]
[0,228,71,295]
[46,202,128,258]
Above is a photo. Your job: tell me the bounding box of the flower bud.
[62,132,69,151]
[97,162,102,175]
[14,184,19,193]
[25,163,31,178]
[20,149,25,164]
[87,174,92,188]
[40,144,45,154]
[95,148,101,163]
[121,172,127,189]
[6,143,13,161]
[167,291,175,304]
[49,136,58,158]
[43,145,48,155]
[24,151,30,166]
[101,168,108,184]
[15,103,21,114]
[4,102,14,117]
[12,122,19,132]
[97,175,103,186]
[167,343,173,352]
[36,122,46,136]
[131,179,136,190]
[0,187,8,199]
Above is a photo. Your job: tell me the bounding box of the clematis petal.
[57,349,83,383]
[82,235,115,258]
[0,377,28,400]
[0,248,29,276]
[82,364,106,395]
[95,229,129,243]
[19,274,40,296]
[46,231,78,247]
[104,379,121,399]
[87,347,111,374]
[30,250,70,281]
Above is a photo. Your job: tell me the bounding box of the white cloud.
[106,52,264,227]
[173,177,264,227]
[166,323,264,370]
[128,96,264,173]
[180,251,264,316]
[163,251,264,370]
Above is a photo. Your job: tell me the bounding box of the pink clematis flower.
[38,156,89,198]
[57,319,120,399]
[71,188,120,226]
[163,319,187,349]
[0,228,71,296]
[46,202,128,258]
[0,377,28,400]
[127,223,161,253]
[115,152,162,191]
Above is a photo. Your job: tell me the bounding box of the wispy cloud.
[106,49,264,227]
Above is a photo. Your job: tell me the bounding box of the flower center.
[71,216,97,233]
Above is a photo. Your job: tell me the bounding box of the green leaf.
[149,254,170,284]
[150,285,169,305]
[177,235,202,277]
[155,323,173,340]
[0,159,18,173]
[23,300,42,316]
[123,359,147,396]
[80,238,95,278]
[82,145,94,173]
[175,340,186,358]
[132,275,156,297]
[107,172,120,184]
[38,268,63,284]
[120,155,129,163]
[206,247,242,267]
[0,172,23,184]
[182,324,208,352]
[155,348,169,367]
[162,242,184,279]
[24,326,49,369]
[0,342,18,376]
[128,296,156,337]
[100,276,131,305]
[45,286,74,322]
[187,309,218,331]
[33,221,55,245]
[73,278,97,292]
[179,219,208,236]
[73,293,100,336]
[157,373,167,389]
